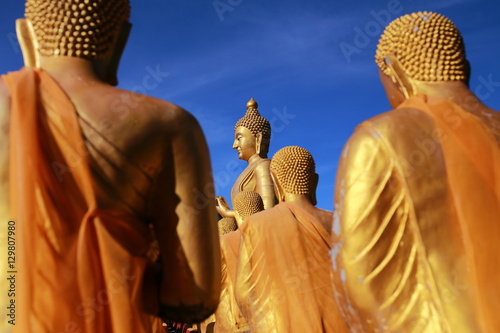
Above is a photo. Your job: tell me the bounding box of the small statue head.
[20,0,131,85]
[375,11,469,106]
[217,217,238,236]
[233,99,271,160]
[233,191,264,226]
[270,146,318,205]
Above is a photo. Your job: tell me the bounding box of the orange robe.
[333,94,500,332]
[5,68,163,332]
[235,202,349,333]
[214,230,249,332]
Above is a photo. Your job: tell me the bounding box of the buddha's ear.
[384,53,415,99]
[255,133,263,155]
[16,19,39,68]
[95,21,131,86]
[310,173,319,206]
[464,59,471,88]
[271,171,284,202]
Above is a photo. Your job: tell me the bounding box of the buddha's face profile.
[233,126,257,161]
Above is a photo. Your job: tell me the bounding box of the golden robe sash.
[5,67,162,332]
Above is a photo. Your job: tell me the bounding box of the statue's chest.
[230,165,257,204]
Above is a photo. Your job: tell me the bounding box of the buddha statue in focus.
[235,146,349,333]
[215,190,264,333]
[0,1,220,332]
[332,11,500,333]
[215,99,276,218]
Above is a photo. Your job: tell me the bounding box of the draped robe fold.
[214,230,249,332]
[235,202,349,333]
[5,68,163,332]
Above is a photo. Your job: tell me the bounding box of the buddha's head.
[270,146,318,205]
[19,0,131,85]
[233,191,264,226]
[217,217,238,236]
[233,99,271,160]
[375,12,469,107]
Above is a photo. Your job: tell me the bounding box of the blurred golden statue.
[215,191,264,333]
[217,217,238,236]
[332,11,500,333]
[215,99,276,218]
[195,217,236,332]
[0,1,220,332]
[236,146,349,333]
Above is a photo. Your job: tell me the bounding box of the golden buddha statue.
[215,190,264,333]
[332,11,500,333]
[0,1,220,332]
[236,146,349,333]
[215,99,276,218]
[232,190,265,226]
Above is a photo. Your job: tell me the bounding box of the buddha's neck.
[39,56,103,85]
[283,193,314,208]
[412,80,490,115]
[247,154,262,165]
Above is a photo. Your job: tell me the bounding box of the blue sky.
[1,0,500,210]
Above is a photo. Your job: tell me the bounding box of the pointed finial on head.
[246,98,258,110]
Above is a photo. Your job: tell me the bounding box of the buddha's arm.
[149,109,220,323]
[215,196,236,218]
[254,160,276,210]
[332,122,447,333]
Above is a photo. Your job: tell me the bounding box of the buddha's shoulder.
[373,106,431,123]
[250,158,272,176]
[252,157,271,169]
[314,206,334,220]
[103,86,201,133]
[358,106,434,137]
